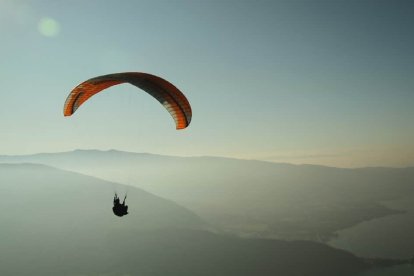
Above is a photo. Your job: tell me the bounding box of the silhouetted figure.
[113,193,128,217]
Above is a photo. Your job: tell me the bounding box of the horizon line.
[0,148,412,170]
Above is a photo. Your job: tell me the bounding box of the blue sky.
[1,0,413,167]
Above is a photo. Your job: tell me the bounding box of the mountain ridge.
[0,162,389,276]
[4,148,413,169]
[1,150,414,241]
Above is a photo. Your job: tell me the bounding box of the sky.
[1,0,413,167]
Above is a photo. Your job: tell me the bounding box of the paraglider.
[113,193,128,217]
[63,72,192,129]
[64,72,192,217]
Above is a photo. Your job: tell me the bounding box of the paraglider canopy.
[63,72,192,130]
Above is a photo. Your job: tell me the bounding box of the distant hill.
[0,163,204,231]
[2,150,414,240]
[0,163,374,276]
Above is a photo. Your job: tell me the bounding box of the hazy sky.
[1,0,413,167]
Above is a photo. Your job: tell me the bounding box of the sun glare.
[37,17,60,37]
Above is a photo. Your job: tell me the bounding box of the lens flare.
[38,17,60,37]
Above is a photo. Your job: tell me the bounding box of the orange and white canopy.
[64,72,192,130]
